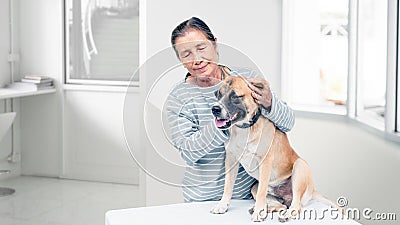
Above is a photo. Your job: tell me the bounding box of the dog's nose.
[211,105,221,117]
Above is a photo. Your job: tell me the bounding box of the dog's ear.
[253,82,264,89]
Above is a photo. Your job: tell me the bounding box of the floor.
[0,176,142,225]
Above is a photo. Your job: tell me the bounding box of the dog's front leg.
[252,156,273,222]
[210,151,239,214]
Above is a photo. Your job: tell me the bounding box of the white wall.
[290,116,400,225]
[0,0,12,174]
[0,0,22,181]
[0,0,11,88]
[19,0,63,177]
[63,90,139,184]
[145,0,282,93]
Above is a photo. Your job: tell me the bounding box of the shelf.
[0,87,56,100]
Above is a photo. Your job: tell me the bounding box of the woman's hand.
[246,78,272,111]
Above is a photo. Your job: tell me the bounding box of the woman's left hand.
[246,78,272,111]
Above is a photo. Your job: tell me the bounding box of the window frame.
[386,0,400,139]
[282,0,400,143]
[63,0,140,87]
[382,0,400,141]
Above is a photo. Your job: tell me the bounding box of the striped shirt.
[166,67,295,202]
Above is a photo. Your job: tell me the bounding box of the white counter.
[106,200,361,225]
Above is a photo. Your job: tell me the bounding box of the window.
[282,0,349,114]
[65,0,139,86]
[397,64,400,132]
[354,0,388,130]
[396,0,400,133]
[397,75,399,132]
[386,0,399,137]
[283,0,399,139]
[397,73,399,132]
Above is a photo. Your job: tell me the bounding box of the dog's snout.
[212,105,222,117]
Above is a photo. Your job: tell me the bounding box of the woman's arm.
[259,90,295,132]
[166,93,229,165]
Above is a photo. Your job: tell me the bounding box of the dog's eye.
[232,95,244,100]
[231,95,244,104]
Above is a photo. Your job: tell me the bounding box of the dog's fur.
[210,75,340,222]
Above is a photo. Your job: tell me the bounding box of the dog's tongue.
[215,118,229,128]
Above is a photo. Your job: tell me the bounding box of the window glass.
[66,0,139,82]
[289,0,348,110]
[356,0,387,126]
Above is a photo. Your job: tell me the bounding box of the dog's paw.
[210,202,229,214]
[278,207,300,222]
[251,206,268,222]
[248,206,255,215]
[278,216,289,223]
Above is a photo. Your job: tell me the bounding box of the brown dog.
[209,75,339,222]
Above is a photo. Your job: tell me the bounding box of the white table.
[106,200,361,225]
[0,85,56,164]
[0,86,56,100]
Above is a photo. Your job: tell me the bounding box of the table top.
[106,200,361,225]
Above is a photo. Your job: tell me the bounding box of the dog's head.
[212,75,262,129]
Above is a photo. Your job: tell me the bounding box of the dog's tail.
[311,191,346,215]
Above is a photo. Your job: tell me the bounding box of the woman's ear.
[213,37,219,61]
[213,37,218,47]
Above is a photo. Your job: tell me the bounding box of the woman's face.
[174,29,219,78]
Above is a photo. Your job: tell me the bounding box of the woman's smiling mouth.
[194,63,208,73]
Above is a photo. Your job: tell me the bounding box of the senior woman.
[166,17,295,203]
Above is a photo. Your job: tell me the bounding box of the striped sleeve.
[166,93,230,164]
[260,91,295,132]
